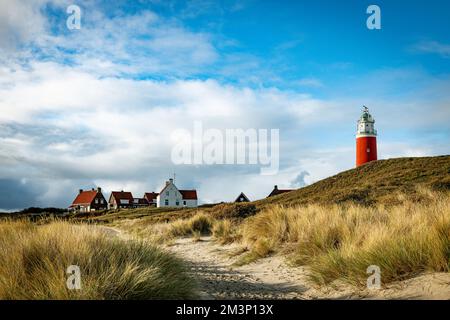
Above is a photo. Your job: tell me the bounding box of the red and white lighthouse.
[356,106,377,167]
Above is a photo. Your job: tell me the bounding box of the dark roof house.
[235,192,250,203]
[109,191,134,209]
[267,185,294,198]
[132,197,150,207]
[144,192,159,205]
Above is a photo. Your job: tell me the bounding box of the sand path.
[98,227,449,300]
[165,236,450,300]
[166,237,317,299]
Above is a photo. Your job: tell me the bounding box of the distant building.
[235,192,250,203]
[109,191,134,210]
[157,178,198,208]
[69,187,107,213]
[144,192,159,207]
[132,198,149,208]
[267,185,293,198]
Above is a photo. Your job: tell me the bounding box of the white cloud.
[0,0,49,51]
[412,40,450,58]
[0,59,342,206]
[0,2,448,209]
[0,1,218,78]
[295,78,324,88]
[2,59,449,207]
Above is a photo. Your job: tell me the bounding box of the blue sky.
[0,0,449,209]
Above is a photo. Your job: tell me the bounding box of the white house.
[156,178,198,208]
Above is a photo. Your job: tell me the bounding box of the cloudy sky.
[0,0,449,210]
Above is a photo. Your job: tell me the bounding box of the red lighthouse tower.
[356,106,377,167]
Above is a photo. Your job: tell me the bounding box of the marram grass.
[0,220,197,299]
[239,190,450,285]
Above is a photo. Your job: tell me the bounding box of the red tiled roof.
[180,190,197,200]
[144,192,159,201]
[71,190,97,206]
[110,191,134,202]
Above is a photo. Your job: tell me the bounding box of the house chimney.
[97,187,101,193]
[274,185,278,190]
[79,189,83,194]
[165,180,170,186]
[169,178,173,184]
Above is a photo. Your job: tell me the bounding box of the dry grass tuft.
[0,220,197,299]
[212,219,240,244]
[167,213,214,238]
[119,213,242,246]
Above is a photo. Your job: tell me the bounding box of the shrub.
[168,213,214,237]
[211,203,258,219]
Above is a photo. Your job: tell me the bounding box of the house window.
[95,199,99,204]
[100,199,104,204]
[183,201,186,205]
[166,191,169,196]
[165,199,169,206]
[176,201,179,206]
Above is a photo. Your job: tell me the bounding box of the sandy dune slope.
[166,237,450,300]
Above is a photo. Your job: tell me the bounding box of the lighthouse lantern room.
[356,106,378,167]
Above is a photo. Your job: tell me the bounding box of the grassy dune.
[258,155,450,207]
[2,156,448,298]
[240,190,450,285]
[123,188,450,287]
[0,220,196,299]
[79,156,450,229]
